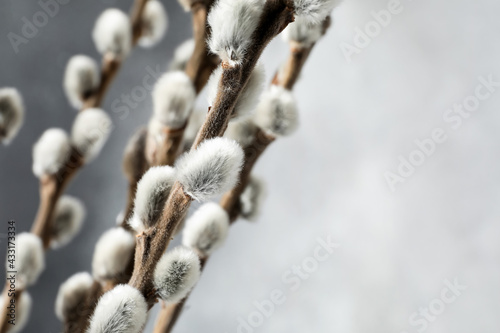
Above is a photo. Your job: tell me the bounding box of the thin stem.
[67,1,219,329]
[152,130,274,333]
[192,0,294,148]
[185,0,218,94]
[148,0,219,167]
[31,148,83,249]
[81,56,122,110]
[152,14,333,333]
[272,16,331,89]
[66,280,103,333]
[81,0,149,111]
[129,183,192,307]
[131,0,150,45]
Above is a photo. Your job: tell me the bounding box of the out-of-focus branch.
[185,0,218,93]
[81,0,149,110]
[272,16,331,89]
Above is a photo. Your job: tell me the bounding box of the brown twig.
[0,1,150,331]
[152,128,275,333]
[192,0,294,148]
[185,0,218,94]
[152,13,334,333]
[128,183,193,307]
[0,148,83,333]
[81,0,149,110]
[67,2,220,330]
[146,0,219,168]
[272,16,331,90]
[127,0,293,304]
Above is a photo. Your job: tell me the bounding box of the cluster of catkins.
[2,0,341,331]
[0,2,169,332]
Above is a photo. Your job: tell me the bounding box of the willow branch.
[81,0,148,110]
[67,2,219,330]
[147,0,219,168]
[0,0,149,331]
[152,13,333,332]
[192,0,294,148]
[272,16,331,89]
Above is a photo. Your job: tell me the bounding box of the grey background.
[1,0,500,332]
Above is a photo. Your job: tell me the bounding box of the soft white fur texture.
[170,39,195,72]
[253,85,299,137]
[224,118,258,148]
[182,202,230,255]
[153,247,201,303]
[139,0,168,48]
[176,137,244,201]
[0,87,24,145]
[92,8,132,58]
[282,16,324,47]
[293,0,342,25]
[153,71,196,129]
[55,272,93,322]
[0,292,32,333]
[71,108,112,163]
[208,0,265,66]
[240,175,266,220]
[6,233,45,290]
[50,195,86,249]
[92,228,135,282]
[32,128,72,178]
[207,62,265,119]
[63,55,100,109]
[129,166,176,232]
[87,285,147,333]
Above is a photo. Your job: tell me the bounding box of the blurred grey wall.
[1,0,500,332]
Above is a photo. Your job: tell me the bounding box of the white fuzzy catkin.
[282,16,324,47]
[0,292,31,333]
[6,233,44,290]
[55,272,93,322]
[50,195,86,249]
[176,137,244,201]
[293,0,342,25]
[63,55,100,109]
[92,228,135,282]
[0,87,24,145]
[208,0,265,66]
[182,202,229,255]
[87,285,147,333]
[240,175,266,220]
[224,118,258,148]
[71,108,112,163]
[138,0,168,48]
[152,71,196,129]
[253,85,299,137]
[169,39,195,72]
[92,8,132,58]
[153,247,201,303]
[32,128,72,178]
[129,166,176,232]
[207,62,265,119]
